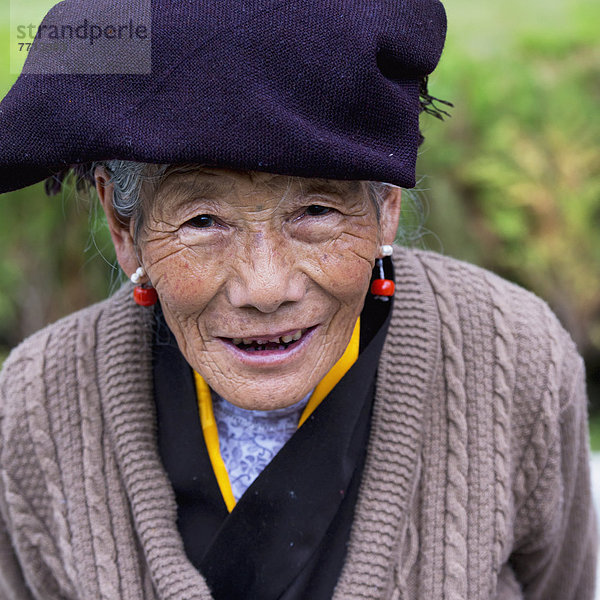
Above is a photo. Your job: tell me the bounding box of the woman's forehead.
[155,167,363,201]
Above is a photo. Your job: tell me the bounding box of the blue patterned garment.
[213,392,312,501]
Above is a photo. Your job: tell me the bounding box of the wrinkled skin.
[96,167,401,410]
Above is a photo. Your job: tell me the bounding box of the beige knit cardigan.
[0,248,596,600]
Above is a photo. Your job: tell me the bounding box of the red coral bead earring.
[131,266,158,307]
[133,286,158,307]
[370,245,395,301]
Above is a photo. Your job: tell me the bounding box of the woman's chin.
[221,390,310,412]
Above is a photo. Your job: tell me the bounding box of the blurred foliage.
[0,0,599,406]
[0,182,117,348]
[589,416,600,452]
[417,0,600,407]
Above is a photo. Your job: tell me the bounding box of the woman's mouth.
[218,326,317,365]
[224,327,311,352]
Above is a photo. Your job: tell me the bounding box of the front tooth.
[281,335,294,343]
[243,338,253,345]
[232,338,242,345]
[291,330,303,341]
[268,337,280,343]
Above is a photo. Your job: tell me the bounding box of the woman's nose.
[226,235,305,313]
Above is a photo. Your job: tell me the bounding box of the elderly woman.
[0,1,596,599]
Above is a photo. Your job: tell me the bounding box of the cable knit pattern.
[485,271,517,587]
[0,248,595,600]
[420,256,469,600]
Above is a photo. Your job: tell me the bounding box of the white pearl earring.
[130,266,145,285]
[380,244,393,257]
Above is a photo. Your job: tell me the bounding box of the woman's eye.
[305,204,331,217]
[187,214,215,228]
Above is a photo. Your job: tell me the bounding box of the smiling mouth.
[222,327,313,352]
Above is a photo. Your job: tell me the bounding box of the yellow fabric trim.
[194,371,237,512]
[193,317,360,512]
[297,317,360,428]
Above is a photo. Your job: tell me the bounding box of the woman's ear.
[94,166,139,278]
[380,186,402,247]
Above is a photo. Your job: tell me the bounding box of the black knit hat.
[0,0,447,194]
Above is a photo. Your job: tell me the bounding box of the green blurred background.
[0,1,599,429]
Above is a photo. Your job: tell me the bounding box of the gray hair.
[95,160,399,242]
[94,160,168,242]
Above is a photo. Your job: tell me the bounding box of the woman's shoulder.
[398,246,551,314]
[398,246,577,344]
[395,248,588,532]
[0,284,136,417]
[396,246,584,410]
[2,284,130,360]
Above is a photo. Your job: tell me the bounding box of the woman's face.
[99,167,401,410]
